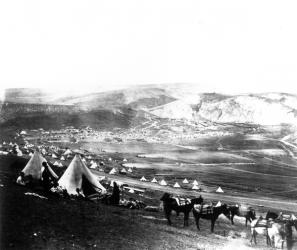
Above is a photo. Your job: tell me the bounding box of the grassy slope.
[0,155,274,250]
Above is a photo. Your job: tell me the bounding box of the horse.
[250,217,271,246]
[192,203,231,232]
[228,204,256,226]
[160,193,203,227]
[251,215,297,249]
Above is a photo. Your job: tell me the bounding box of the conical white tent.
[41,148,47,155]
[216,187,224,193]
[20,130,27,135]
[52,153,58,159]
[123,158,127,162]
[109,168,117,175]
[160,179,167,186]
[128,188,135,193]
[193,180,198,185]
[182,178,189,184]
[192,184,199,190]
[58,162,63,167]
[120,168,127,173]
[90,162,98,169]
[21,151,58,180]
[128,168,133,173]
[215,201,222,207]
[58,154,106,195]
[53,161,59,166]
[64,149,72,155]
[173,182,180,188]
[60,156,65,161]
[140,176,147,181]
[151,177,158,183]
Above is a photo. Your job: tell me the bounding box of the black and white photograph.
[1,1,297,249]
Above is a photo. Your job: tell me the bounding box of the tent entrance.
[81,175,97,196]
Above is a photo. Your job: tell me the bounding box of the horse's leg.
[245,217,250,227]
[231,214,234,225]
[184,212,189,227]
[211,219,215,233]
[194,215,200,231]
[165,208,172,225]
[266,233,269,246]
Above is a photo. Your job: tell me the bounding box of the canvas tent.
[193,180,198,185]
[192,184,199,190]
[58,155,106,196]
[173,182,180,188]
[120,168,127,174]
[151,177,158,183]
[128,168,133,173]
[216,187,224,193]
[21,151,58,180]
[140,176,147,181]
[160,179,167,186]
[182,178,189,184]
[64,149,72,155]
[90,162,98,169]
[215,201,222,207]
[109,168,117,175]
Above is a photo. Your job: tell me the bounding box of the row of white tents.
[20,151,106,196]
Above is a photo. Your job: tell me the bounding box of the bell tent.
[173,182,181,188]
[151,177,158,183]
[140,176,147,181]
[216,187,224,193]
[182,178,189,184]
[58,155,106,196]
[21,151,58,180]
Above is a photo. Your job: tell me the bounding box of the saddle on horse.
[194,203,214,215]
[173,197,191,206]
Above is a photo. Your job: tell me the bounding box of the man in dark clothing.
[110,182,120,205]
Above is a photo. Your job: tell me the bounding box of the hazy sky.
[0,1,297,94]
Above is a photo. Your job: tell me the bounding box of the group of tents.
[19,151,106,196]
[138,176,224,193]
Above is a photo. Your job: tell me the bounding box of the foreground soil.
[0,155,293,249]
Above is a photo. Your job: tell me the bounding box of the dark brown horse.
[228,204,256,226]
[160,193,203,227]
[193,203,231,232]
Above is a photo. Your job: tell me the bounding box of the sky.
[0,0,297,95]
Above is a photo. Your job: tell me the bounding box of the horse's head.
[250,209,256,220]
[191,195,203,205]
[160,192,171,201]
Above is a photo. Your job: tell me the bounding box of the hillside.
[2,85,297,127]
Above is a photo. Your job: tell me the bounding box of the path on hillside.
[93,171,297,213]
